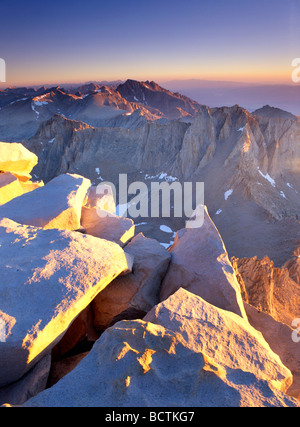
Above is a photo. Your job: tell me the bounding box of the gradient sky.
[0,0,299,87]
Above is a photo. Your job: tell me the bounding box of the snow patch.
[144,172,178,183]
[160,225,173,233]
[257,168,276,187]
[33,95,49,106]
[280,191,287,199]
[31,103,39,119]
[9,97,27,105]
[95,168,103,181]
[34,101,48,106]
[224,189,233,201]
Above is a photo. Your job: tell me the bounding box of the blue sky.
[0,0,299,86]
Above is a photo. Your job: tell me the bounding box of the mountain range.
[162,79,300,117]
[1,79,299,266]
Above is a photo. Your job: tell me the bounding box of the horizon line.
[0,77,298,90]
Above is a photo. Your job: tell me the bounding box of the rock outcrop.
[116,79,202,119]
[81,207,135,247]
[244,303,300,400]
[0,355,51,406]
[0,143,43,206]
[0,172,26,205]
[83,184,116,212]
[0,218,131,387]
[0,142,38,181]
[232,254,300,327]
[23,289,298,407]
[92,233,171,331]
[0,173,90,230]
[160,206,247,319]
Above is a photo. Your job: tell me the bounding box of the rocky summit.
[0,80,300,408]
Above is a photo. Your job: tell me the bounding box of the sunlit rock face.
[0,173,44,206]
[0,142,38,182]
[145,289,294,394]
[0,172,25,205]
[0,218,132,388]
[0,143,43,206]
[160,206,247,319]
[232,253,300,327]
[81,207,135,247]
[23,289,298,407]
[0,173,90,230]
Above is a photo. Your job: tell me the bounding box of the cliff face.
[232,252,300,327]
[26,114,189,184]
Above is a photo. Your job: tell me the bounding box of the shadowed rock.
[160,206,247,319]
[92,233,171,331]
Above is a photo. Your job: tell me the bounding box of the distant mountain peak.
[253,105,296,120]
[116,79,202,119]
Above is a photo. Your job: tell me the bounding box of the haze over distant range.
[161,80,300,116]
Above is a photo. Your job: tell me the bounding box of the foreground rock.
[83,184,116,213]
[0,174,90,230]
[231,256,276,317]
[0,172,44,206]
[81,207,135,247]
[92,233,171,331]
[0,172,25,205]
[0,218,131,387]
[146,289,293,396]
[160,206,247,319]
[0,355,51,406]
[24,289,297,407]
[0,142,38,181]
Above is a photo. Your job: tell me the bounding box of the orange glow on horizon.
[0,58,295,88]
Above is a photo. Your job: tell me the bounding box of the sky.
[0,0,299,87]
